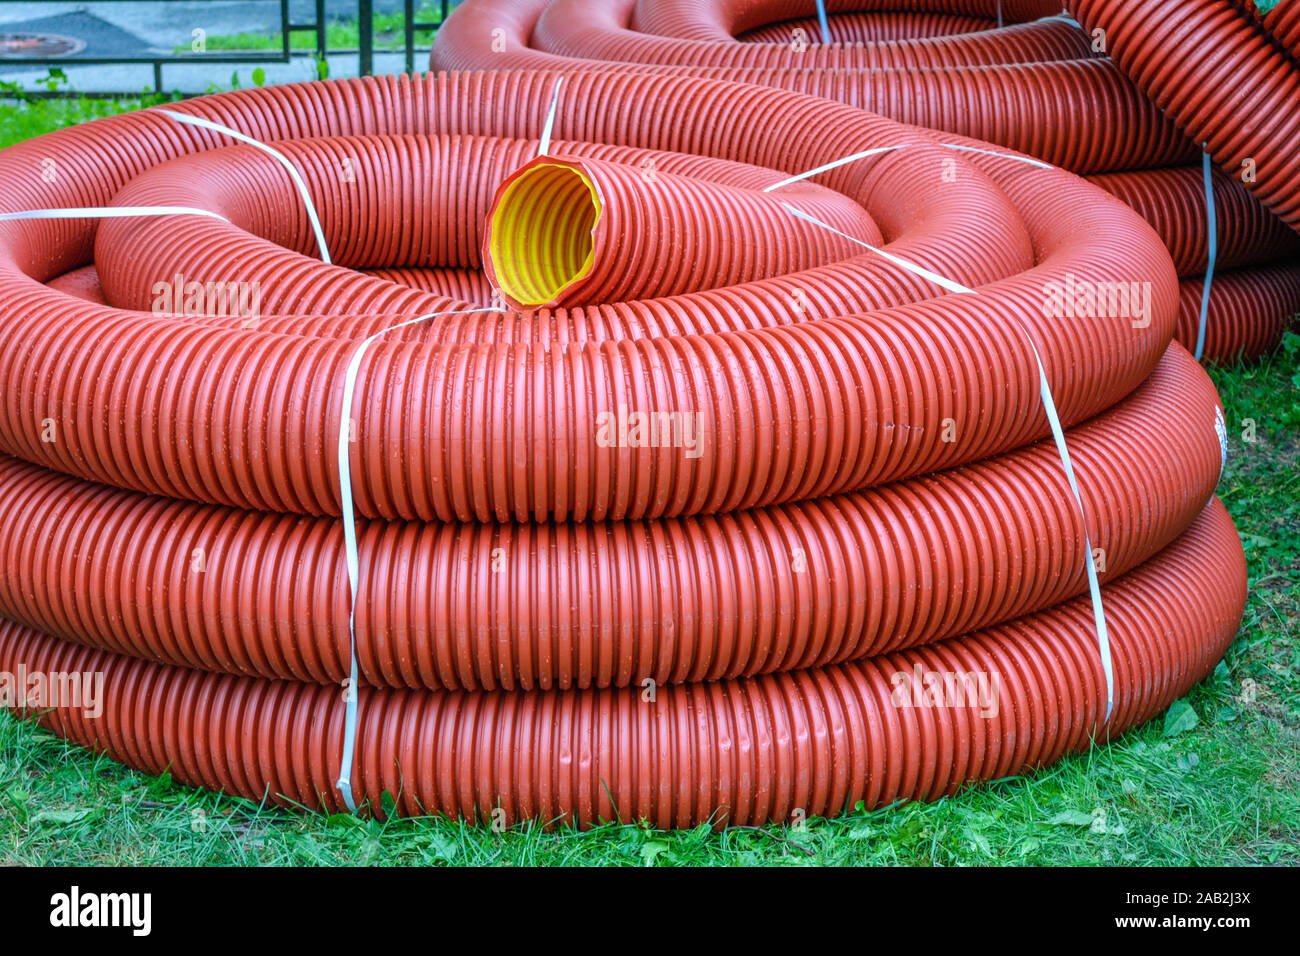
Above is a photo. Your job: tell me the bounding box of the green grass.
[0,95,165,148]
[0,99,1297,867]
[171,6,447,55]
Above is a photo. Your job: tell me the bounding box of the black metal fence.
[0,0,455,96]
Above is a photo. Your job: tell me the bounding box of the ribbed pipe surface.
[539,0,1085,69]
[482,154,880,309]
[736,11,993,43]
[0,500,1246,827]
[1088,166,1300,277]
[432,1,1194,176]
[1237,0,1300,61]
[0,72,1180,523]
[432,0,1300,362]
[1177,263,1300,363]
[0,345,1225,692]
[1070,0,1300,231]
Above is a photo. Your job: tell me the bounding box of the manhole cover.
[0,32,87,58]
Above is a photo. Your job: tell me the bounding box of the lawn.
[0,96,1296,867]
[170,4,450,54]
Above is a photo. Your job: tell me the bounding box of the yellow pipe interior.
[487,162,601,308]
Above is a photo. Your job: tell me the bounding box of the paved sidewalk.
[0,1,431,93]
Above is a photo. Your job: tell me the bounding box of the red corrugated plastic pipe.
[1176,264,1300,364]
[431,0,1195,176]
[0,72,1180,523]
[1237,0,1300,61]
[0,499,1246,826]
[1069,0,1300,232]
[630,0,1069,41]
[736,10,994,43]
[0,345,1226,692]
[432,1,1300,362]
[1088,166,1300,277]
[536,0,1079,68]
[0,68,1250,826]
[481,153,881,309]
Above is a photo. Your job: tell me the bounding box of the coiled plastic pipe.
[0,72,1181,523]
[0,500,1246,825]
[1070,0,1300,232]
[0,68,1248,825]
[433,2,1195,175]
[736,10,993,44]
[1237,0,1300,62]
[433,0,1300,361]
[0,346,1227,691]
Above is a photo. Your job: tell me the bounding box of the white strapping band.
[337,84,562,811]
[773,145,1116,720]
[0,205,229,223]
[1195,149,1218,363]
[333,306,505,812]
[938,142,1055,169]
[762,143,1052,197]
[538,77,565,157]
[762,146,905,192]
[158,109,332,264]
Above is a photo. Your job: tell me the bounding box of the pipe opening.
[487,161,601,309]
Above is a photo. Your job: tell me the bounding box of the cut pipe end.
[485,158,602,310]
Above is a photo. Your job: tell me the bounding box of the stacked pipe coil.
[431,0,1300,364]
[0,64,1248,825]
[1238,0,1300,61]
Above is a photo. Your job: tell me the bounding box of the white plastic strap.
[762,146,905,192]
[775,148,1115,720]
[333,306,504,812]
[815,0,832,44]
[763,144,1050,198]
[1195,149,1218,362]
[0,205,229,223]
[158,109,332,264]
[779,203,975,295]
[538,77,564,157]
[938,142,1055,169]
[336,80,563,809]
[1018,332,1115,721]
